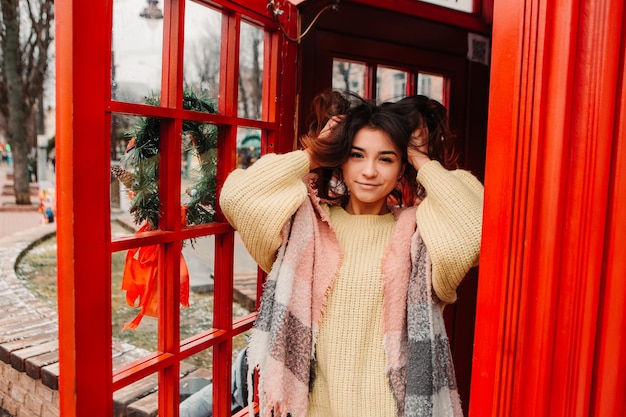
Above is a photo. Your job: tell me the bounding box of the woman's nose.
[362,159,377,177]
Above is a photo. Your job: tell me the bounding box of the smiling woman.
[219,93,483,417]
[340,128,405,215]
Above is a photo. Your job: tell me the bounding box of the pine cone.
[111,165,136,188]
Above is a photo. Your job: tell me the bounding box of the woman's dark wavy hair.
[385,95,458,201]
[386,95,458,169]
[304,97,416,208]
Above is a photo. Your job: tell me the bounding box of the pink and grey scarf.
[246,185,463,417]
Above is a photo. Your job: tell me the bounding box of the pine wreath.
[113,89,219,230]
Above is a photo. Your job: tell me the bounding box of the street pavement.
[0,163,46,239]
[0,161,258,305]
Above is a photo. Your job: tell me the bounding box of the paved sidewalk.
[0,163,50,239]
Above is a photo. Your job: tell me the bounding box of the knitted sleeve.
[219,150,311,272]
[416,160,484,304]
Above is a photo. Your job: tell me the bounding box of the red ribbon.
[121,223,190,331]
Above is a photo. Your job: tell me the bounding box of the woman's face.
[341,127,404,215]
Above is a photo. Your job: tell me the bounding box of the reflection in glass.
[112,0,164,104]
[332,59,366,96]
[184,1,222,109]
[236,127,261,169]
[238,22,264,120]
[376,66,407,103]
[417,72,445,104]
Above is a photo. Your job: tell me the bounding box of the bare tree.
[337,61,351,92]
[0,0,54,204]
[238,23,263,119]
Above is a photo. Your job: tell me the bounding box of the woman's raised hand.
[408,126,431,170]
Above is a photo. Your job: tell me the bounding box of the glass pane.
[179,348,214,414]
[233,230,258,318]
[420,0,473,13]
[231,332,250,413]
[417,72,445,104]
[112,0,164,103]
[179,335,250,414]
[110,113,137,229]
[181,235,215,342]
[111,243,158,361]
[181,120,219,226]
[110,113,162,235]
[183,1,222,110]
[236,127,261,169]
[376,66,408,103]
[238,22,264,120]
[332,59,366,97]
[113,372,159,416]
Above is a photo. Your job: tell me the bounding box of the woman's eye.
[350,152,363,158]
[380,156,394,163]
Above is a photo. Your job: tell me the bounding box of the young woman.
[219,91,483,417]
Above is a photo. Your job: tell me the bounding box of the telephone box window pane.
[179,335,250,414]
[238,22,264,120]
[180,235,215,342]
[236,127,261,169]
[112,0,164,104]
[111,243,159,364]
[376,66,407,103]
[179,348,214,411]
[110,113,153,238]
[230,332,251,412]
[183,1,222,110]
[419,0,473,13]
[417,72,445,104]
[181,121,219,225]
[233,230,258,318]
[332,59,366,96]
[110,111,164,233]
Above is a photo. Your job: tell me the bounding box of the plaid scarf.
[246,188,463,417]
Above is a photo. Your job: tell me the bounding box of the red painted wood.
[469,0,626,416]
[352,0,491,33]
[274,2,299,155]
[56,1,113,415]
[57,1,289,415]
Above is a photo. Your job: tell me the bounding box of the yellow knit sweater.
[307,207,398,416]
[219,150,483,416]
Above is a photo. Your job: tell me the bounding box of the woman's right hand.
[304,115,344,170]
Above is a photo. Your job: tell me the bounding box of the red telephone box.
[53,0,626,416]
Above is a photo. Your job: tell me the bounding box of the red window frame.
[55,1,297,416]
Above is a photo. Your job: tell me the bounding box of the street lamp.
[140,0,164,20]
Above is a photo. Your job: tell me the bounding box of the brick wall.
[0,362,59,417]
[0,225,59,417]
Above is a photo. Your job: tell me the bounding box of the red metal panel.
[56,1,113,416]
[351,0,491,33]
[469,0,626,416]
[592,71,626,414]
[213,230,235,417]
[213,10,240,417]
[275,2,298,154]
